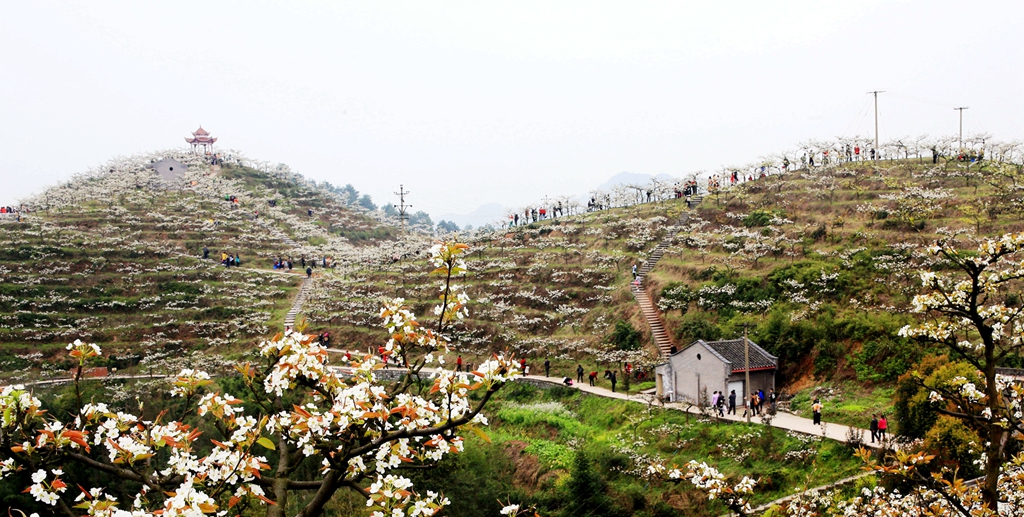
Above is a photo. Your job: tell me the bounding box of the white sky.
[2,1,1021,218]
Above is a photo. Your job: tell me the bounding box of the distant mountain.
[593,171,677,193]
[438,202,508,229]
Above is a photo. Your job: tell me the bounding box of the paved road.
[519,373,883,448]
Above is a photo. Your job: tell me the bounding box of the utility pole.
[954,107,969,151]
[868,91,885,161]
[740,322,755,424]
[393,185,411,233]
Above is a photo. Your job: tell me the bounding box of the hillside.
[297,155,1024,426]
[6,149,1023,419]
[0,150,412,381]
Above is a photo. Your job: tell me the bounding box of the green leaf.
[468,425,491,444]
[257,437,276,450]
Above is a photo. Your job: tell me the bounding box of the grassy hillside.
[0,151,408,380]
[302,157,1024,428]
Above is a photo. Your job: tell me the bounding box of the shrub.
[610,320,642,351]
[674,312,722,343]
[923,416,983,480]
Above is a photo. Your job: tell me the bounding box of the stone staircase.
[284,277,312,329]
[632,196,702,357]
[256,220,307,329]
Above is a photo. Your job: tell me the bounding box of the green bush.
[610,320,642,350]
[743,209,786,227]
[674,312,722,344]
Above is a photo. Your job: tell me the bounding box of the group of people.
[273,257,293,270]
[316,331,331,346]
[202,246,243,267]
[708,389,776,418]
[0,206,22,222]
[508,203,566,228]
[221,252,241,267]
[869,413,888,442]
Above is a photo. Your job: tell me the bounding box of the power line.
[393,185,411,233]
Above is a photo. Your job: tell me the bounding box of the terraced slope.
[0,151,403,371]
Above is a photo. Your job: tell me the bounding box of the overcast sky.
[2,1,1021,218]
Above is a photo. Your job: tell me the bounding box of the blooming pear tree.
[899,232,1024,511]
[0,239,521,517]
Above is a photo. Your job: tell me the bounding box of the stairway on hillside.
[632,197,701,357]
[284,277,312,329]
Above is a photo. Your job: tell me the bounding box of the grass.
[457,382,868,517]
[789,382,896,429]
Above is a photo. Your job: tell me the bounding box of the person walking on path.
[609,371,617,393]
[543,358,550,377]
[812,398,823,425]
[728,390,737,415]
[878,414,888,440]
[576,364,584,384]
[717,394,725,417]
[870,414,879,443]
[456,355,463,372]
[203,246,209,259]
[631,263,638,280]
[769,389,777,414]
[306,266,313,278]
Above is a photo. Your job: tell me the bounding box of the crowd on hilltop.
[496,134,1020,231]
[508,202,566,227]
[0,206,25,221]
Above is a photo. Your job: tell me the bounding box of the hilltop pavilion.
[185,126,217,154]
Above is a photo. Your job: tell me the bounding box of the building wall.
[657,344,732,403]
[656,350,776,403]
[154,159,187,184]
[726,370,775,398]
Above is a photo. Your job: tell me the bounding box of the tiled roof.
[694,339,777,371]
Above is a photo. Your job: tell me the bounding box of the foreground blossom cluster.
[0,240,521,517]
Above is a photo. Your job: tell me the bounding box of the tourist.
[588,371,597,386]
[728,390,737,415]
[610,371,617,393]
[878,414,888,440]
[711,391,720,410]
[576,364,584,384]
[717,394,725,417]
[632,263,638,280]
[543,358,550,377]
[769,389,777,413]
[562,377,573,387]
[757,388,765,414]
[306,266,313,278]
[812,398,823,425]
[456,355,463,372]
[202,246,209,259]
[870,414,879,443]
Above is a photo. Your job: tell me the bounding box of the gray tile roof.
[694,339,777,371]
